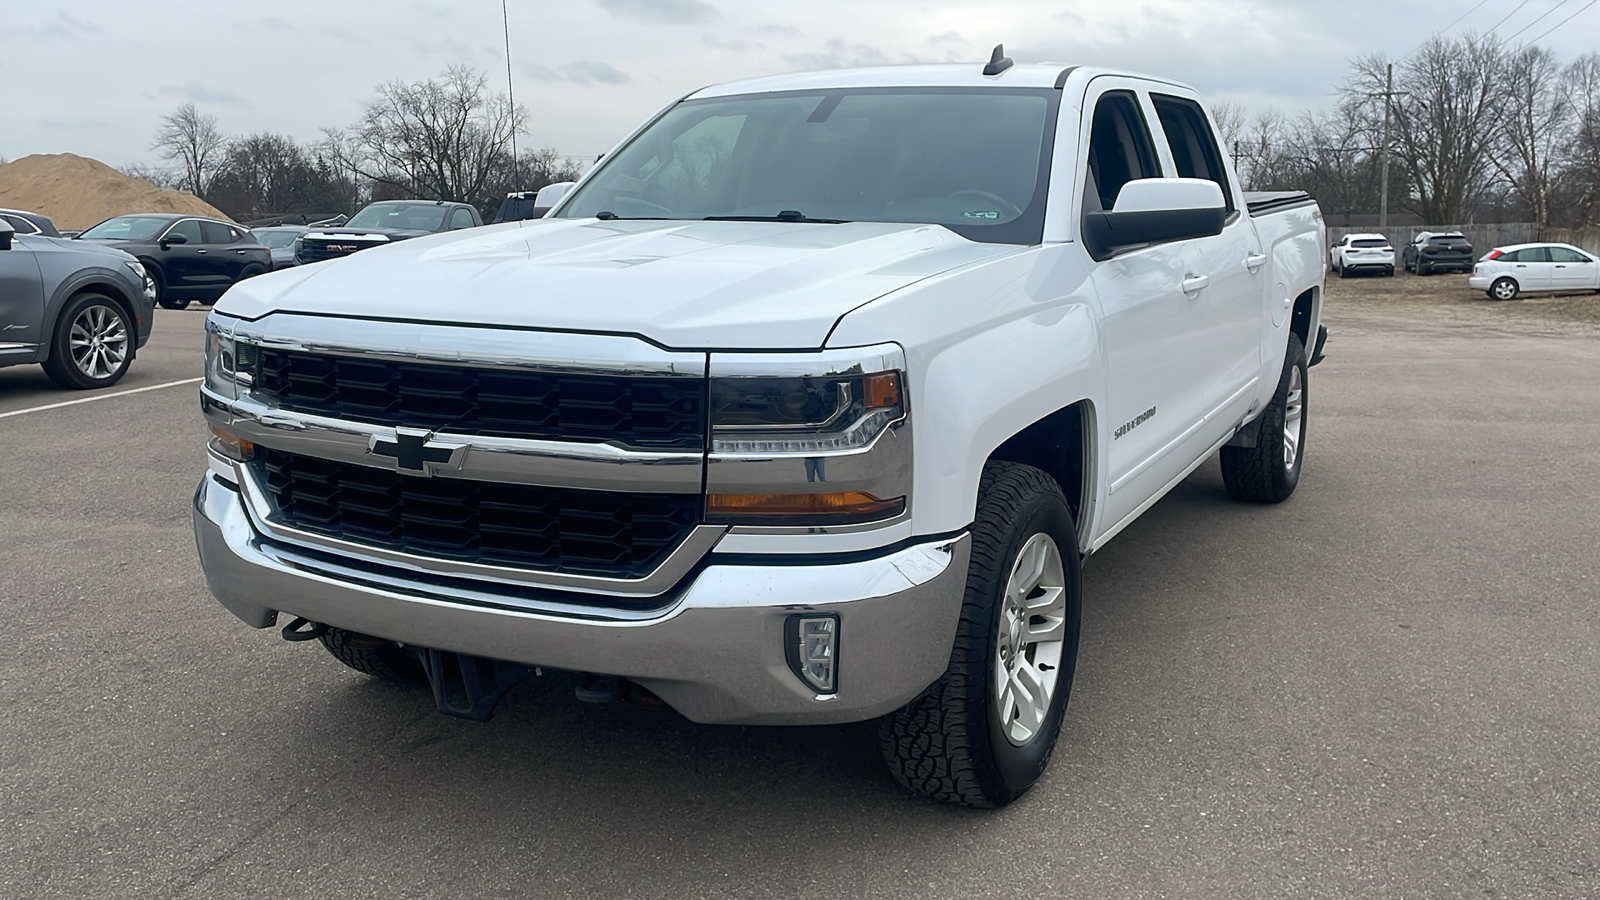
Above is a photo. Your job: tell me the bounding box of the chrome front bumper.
[193,474,969,726]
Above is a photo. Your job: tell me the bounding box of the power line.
[501,0,519,179]
[1397,0,1490,62]
[1483,0,1536,37]
[1522,0,1599,42]
[1501,0,1572,42]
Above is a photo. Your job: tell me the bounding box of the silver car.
[0,218,157,389]
[250,225,309,270]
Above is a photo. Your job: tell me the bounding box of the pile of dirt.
[0,153,231,230]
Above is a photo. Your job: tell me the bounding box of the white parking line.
[0,377,202,420]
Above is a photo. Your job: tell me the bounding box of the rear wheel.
[1489,277,1519,301]
[42,293,134,389]
[1385,266,1395,277]
[319,627,428,684]
[880,461,1082,808]
[1221,334,1307,504]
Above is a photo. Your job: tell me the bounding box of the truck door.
[1148,92,1263,438]
[1078,83,1215,529]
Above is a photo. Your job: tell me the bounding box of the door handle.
[1244,253,1267,271]
[1181,274,1210,293]
[196,249,207,254]
[235,249,247,255]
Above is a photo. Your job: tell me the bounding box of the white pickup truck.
[194,53,1325,807]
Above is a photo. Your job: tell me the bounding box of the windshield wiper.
[704,210,850,224]
[594,211,671,221]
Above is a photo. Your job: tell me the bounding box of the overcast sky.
[3,0,1596,170]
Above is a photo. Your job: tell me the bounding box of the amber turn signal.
[707,491,905,525]
[863,371,901,409]
[208,423,255,462]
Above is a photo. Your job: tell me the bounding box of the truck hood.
[216,218,1016,348]
[303,226,434,242]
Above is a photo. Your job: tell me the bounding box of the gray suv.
[0,219,156,389]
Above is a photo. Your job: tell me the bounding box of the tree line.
[140,66,584,224]
[1218,35,1600,227]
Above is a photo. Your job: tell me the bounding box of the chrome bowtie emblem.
[366,427,468,475]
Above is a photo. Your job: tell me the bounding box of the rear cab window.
[1352,239,1388,248]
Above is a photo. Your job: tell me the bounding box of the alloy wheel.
[68,304,129,381]
[994,532,1069,746]
[1282,364,1304,471]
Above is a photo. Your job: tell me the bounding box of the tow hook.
[280,617,329,642]
[404,647,530,723]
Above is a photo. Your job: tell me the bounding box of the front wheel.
[319,627,428,684]
[1489,277,1519,301]
[880,461,1082,808]
[1220,333,1307,504]
[42,293,134,389]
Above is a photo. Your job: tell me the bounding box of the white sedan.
[1329,233,1394,277]
[1469,243,1600,300]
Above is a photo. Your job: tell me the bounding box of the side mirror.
[0,219,12,251]
[161,232,189,248]
[1082,177,1226,259]
[534,181,576,216]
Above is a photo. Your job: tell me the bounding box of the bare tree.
[151,101,225,197]
[1346,36,1506,223]
[1491,45,1572,226]
[1555,52,1600,225]
[327,66,526,210]
[120,163,185,191]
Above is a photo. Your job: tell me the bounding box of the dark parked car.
[0,207,63,238]
[250,225,310,270]
[75,214,272,310]
[1402,231,1475,275]
[296,200,482,264]
[0,218,157,389]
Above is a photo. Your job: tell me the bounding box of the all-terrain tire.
[880,461,1082,808]
[41,292,135,389]
[319,627,428,684]
[1220,333,1308,504]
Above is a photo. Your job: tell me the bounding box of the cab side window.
[1151,94,1234,214]
[1548,247,1589,263]
[201,221,237,244]
[164,219,203,243]
[1084,91,1160,212]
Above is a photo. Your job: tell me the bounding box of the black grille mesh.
[253,349,704,448]
[256,447,700,578]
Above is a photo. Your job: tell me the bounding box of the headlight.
[706,345,910,527]
[203,316,255,399]
[124,260,146,279]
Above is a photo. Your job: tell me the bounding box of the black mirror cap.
[0,231,11,251]
[1083,207,1226,261]
[163,233,189,246]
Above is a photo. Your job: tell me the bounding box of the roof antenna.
[983,44,1013,76]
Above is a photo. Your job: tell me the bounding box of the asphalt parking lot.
[3,281,1598,899]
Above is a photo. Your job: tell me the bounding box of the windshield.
[558,88,1059,244]
[79,216,172,241]
[252,230,301,249]
[346,204,448,231]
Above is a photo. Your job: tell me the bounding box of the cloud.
[151,83,250,107]
[750,23,799,35]
[523,61,631,86]
[927,32,965,45]
[595,0,717,25]
[261,17,295,32]
[783,38,896,71]
[8,10,99,40]
[702,33,753,52]
[39,118,110,130]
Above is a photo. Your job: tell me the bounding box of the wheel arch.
[44,280,139,362]
[983,400,1097,552]
[1289,285,1319,352]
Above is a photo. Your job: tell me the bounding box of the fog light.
[786,615,838,694]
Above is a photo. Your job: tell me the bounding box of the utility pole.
[1379,64,1394,229]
